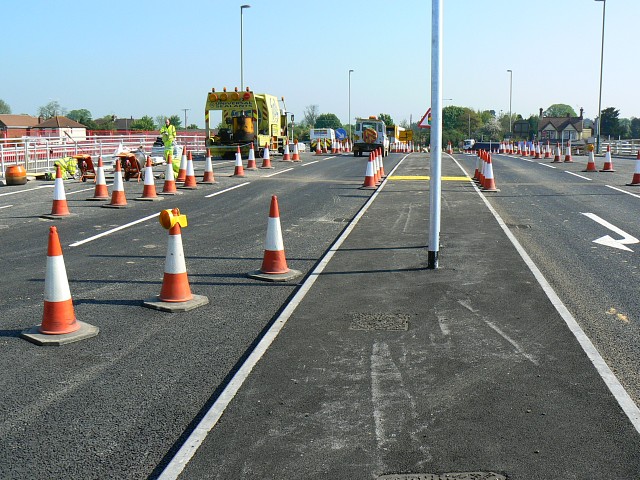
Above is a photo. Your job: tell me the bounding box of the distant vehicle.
[353,116,390,157]
[289,142,306,152]
[463,139,476,150]
[310,128,335,151]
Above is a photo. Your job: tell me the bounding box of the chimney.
[580,107,583,118]
[539,108,543,118]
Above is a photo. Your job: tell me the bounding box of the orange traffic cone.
[143,209,208,312]
[627,150,640,185]
[315,139,322,155]
[21,226,99,345]
[103,159,128,208]
[564,143,573,163]
[482,154,499,192]
[176,147,187,183]
[553,143,561,162]
[87,156,109,201]
[246,143,258,169]
[582,149,598,172]
[136,156,163,201]
[160,154,179,195]
[42,165,73,219]
[322,138,329,154]
[600,144,615,172]
[282,142,292,161]
[260,143,274,169]
[248,196,301,282]
[179,151,198,189]
[360,153,378,189]
[199,149,216,184]
[292,141,301,162]
[233,146,245,177]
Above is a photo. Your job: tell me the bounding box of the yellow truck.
[205,87,289,158]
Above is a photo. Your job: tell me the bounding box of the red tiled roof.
[33,116,86,129]
[0,114,40,128]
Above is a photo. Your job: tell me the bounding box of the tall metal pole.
[595,0,606,154]
[240,5,251,91]
[507,69,513,135]
[428,0,443,269]
[348,69,354,142]
[181,108,189,130]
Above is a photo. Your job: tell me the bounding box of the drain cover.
[349,313,409,331]
[378,473,506,480]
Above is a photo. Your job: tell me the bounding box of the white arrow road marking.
[581,212,639,252]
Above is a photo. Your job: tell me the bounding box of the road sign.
[418,108,431,129]
[335,128,347,140]
[399,130,413,141]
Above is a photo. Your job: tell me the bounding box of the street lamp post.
[595,0,606,154]
[240,4,251,91]
[348,69,354,142]
[181,108,189,130]
[507,69,513,135]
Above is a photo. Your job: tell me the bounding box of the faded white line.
[437,315,450,336]
[566,171,592,181]
[484,320,538,365]
[204,182,250,198]
[67,186,99,195]
[540,163,556,169]
[69,213,160,247]
[264,168,293,177]
[157,153,410,480]
[0,205,13,209]
[449,154,640,435]
[607,185,640,199]
[301,160,320,166]
[0,185,54,197]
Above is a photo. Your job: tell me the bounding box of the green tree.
[130,115,156,131]
[94,115,117,131]
[480,117,503,141]
[630,117,640,139]
[528,114,540,140]
[187,124,199,130]
[38,101,66,119]
[544,104,576,117]
[378,113,394,126]
[618,118,631,139]
[442,106,465,131]
[0,99,11,114]
[600,107,621,137]
[169,114,181,129]
[67,109,97,129]
[315,113,342,129]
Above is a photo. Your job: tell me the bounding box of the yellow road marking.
[388,175,470,181]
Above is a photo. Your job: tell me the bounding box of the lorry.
[463,138,476,150]
[309,128,335,152]
[205,87,289,158]
[353,116,390,157]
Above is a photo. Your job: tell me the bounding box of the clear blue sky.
[2,0,637,128]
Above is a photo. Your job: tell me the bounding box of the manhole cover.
[378,473,506,480]
[349,313,409,331]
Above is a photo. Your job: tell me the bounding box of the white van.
[309,128,335,151]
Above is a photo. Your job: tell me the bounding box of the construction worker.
[160,118,177,170]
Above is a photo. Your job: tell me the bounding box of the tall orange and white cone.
[143,209,208,312]
[103,159,128,208]
[42,165,72,218]
[360,153,378,189]
[627,150,640,185]
[160,154,178,195]
[291,141,301,162]
[260,143,274,169]
[322,138,329,154]
[199,149,216,184]
[176,147,187,183]
[87,156,109,201]
[544,141,552,159]
[315,139,322,155]
[248,196,301,282]
[21,226,99,345]
[582,149,598,172]
[553,143,561,162]
[136,156,163,201]
[600,144,615,172]
[564,142,573,163]
[246,143,258,169]
[282,142,291,161]
[179,151,198,189]
[233,146,245,177]
[482,154,499,192]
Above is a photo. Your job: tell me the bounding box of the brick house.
[0,114,40,139]
[537,108,592,142]
[31,116,87,141]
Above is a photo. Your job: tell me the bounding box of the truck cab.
[353,116,390,157]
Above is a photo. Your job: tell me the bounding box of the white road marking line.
[0,205,13,209]
[0,185,54,197]
[449,154,640,436]
[69,213,160,247]
[156,153,410,480]
[540,163,556,169]
[581,212,639,252]
[302,160,320,166]
[607,185,640,199]
[264,168,293,177]
[566,171,592,181]
[484,320,539,365]
[204,182,250,198]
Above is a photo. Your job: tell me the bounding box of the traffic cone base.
[42,166,76,219]
[136,157,164,201]
[87,157,110,201]
[199,151,216,183]
[103,160,128,208]
[21,321,99,346]
[143,294,209,312]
